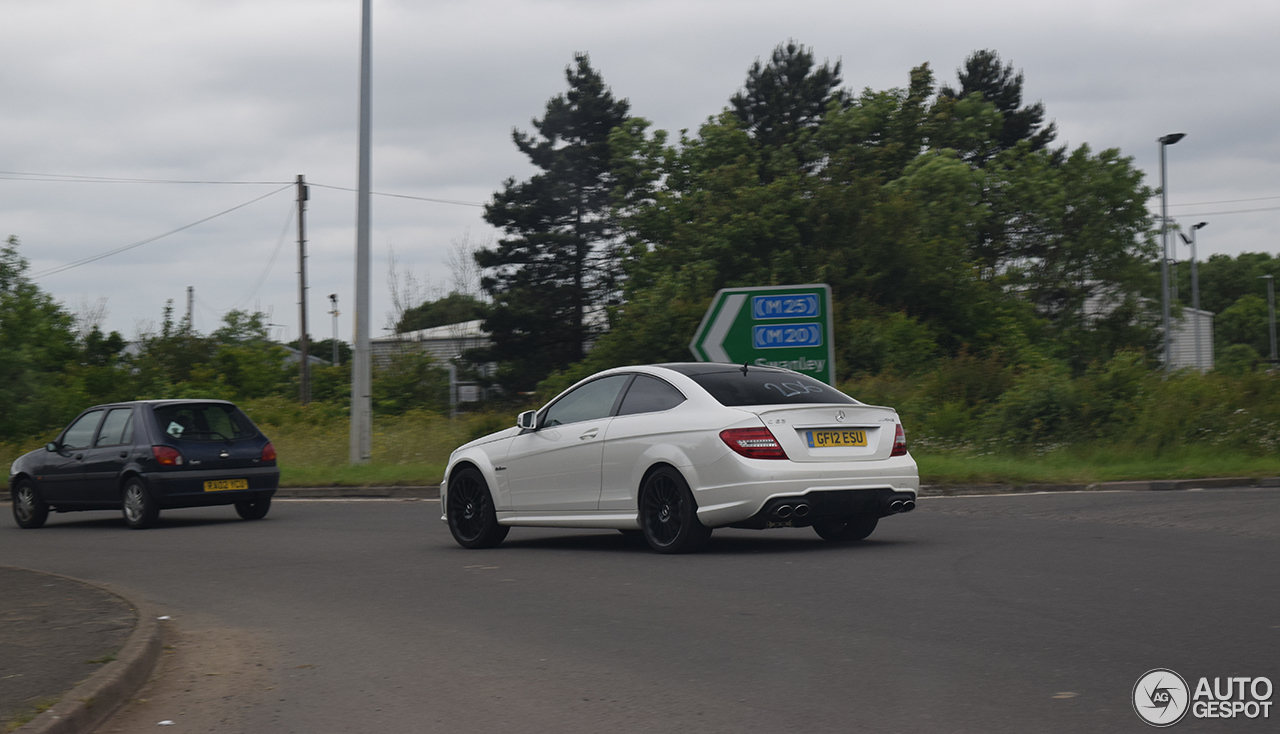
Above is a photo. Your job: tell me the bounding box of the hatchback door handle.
[579,428,599,440]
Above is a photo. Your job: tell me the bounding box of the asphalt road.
[2,489,1277,733]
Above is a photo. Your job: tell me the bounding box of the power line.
[0,169,289,185]
[1174,205,1280,217]
[1168,194,1280,208]
[29,184,294,279]
[1,169,485,206]
[308,182,484,207]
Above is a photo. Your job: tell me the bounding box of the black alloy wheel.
[122,478,160,529]
[12,481,49,529]
[639,466,711,554]
[235,497,271,520]
[813,513,878,542]
[446,467,509,549]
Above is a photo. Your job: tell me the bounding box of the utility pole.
[329,293,340,365]
[186,286,194,332]
[350,0,373,463]
[297,174,311,404]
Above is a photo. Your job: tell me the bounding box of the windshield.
[153,403,258,441]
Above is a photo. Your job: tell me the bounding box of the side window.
[617,375,686,416]
[95,408,134,447]
[543,375,631,427]
[61,410,104,450]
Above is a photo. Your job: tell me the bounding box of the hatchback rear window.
[153,404,258,441]
[683,367,856,407]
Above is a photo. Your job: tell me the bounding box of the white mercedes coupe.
[440,363,919,553]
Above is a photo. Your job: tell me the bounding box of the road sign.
[689,284,835,384]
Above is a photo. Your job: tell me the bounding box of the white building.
[1168,308,1214,372]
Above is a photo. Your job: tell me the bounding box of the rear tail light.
[891,424,908,457]
[151,445,184,466]
[261,442,277,462]
[720,427,789,460]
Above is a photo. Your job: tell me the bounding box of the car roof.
[81,399,238,411]
[655,362,796,376]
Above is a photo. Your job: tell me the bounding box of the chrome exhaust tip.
[774,504,793,519]
[888,500,904,513]
[793,502,810,518]
[901,499,916,512]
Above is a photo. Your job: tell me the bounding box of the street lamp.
[1179,221,1208,369]
[1260,275,1277,365]
[1158,133,1185,370]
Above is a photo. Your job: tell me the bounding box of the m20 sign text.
[752,323,823,349]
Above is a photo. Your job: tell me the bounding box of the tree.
[396,292,488,333]
[0,236,83,438]
[478,53,632,391]
[730,40,847,173]
[938,49,1058,164]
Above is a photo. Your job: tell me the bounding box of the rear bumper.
[690,451,918,528]
[728,488,916,529]
[143,466,278,508]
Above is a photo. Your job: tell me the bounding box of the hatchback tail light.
[151,445,184,466]
[261,442,277,462]
[720,427,789,460]
[890,424,908,457]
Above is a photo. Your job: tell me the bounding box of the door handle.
[579,428,599,440]
[119,451,128,458]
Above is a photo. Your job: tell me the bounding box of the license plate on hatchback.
[203,479,249,492]
[806,429,868,448]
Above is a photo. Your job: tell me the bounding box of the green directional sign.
[689,284,835,384]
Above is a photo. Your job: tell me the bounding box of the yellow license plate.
[806,429,867,448]
[204,479,249,492]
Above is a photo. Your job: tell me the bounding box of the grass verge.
[916,446,1280,485]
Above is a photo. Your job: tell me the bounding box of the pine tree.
[939,49,1057,163]
[730,41,846,173]
[478,54,631,391]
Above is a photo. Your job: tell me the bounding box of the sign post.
[690,284,835,384]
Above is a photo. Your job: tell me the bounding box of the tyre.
[813,513,878,542]
[639,466,711,554]
[121,478,160,529]
[446,467,509,549]
[12,480,49,529]
[235,496,271,520]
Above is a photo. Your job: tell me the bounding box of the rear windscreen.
[153,404,258,441]
[687,369,857,407]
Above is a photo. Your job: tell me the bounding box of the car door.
[600,375,689,511]
[80,407,136,504]
[39,409,104,503]
[505,374,631,512]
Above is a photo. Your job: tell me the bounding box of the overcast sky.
[2,0,1277,342]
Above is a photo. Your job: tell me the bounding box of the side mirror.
[45,442,59,453]
[516,410,538,430]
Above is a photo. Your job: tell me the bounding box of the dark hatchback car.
[9,400,278,529]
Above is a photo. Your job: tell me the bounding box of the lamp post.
[1261,275,1277,366]
[1158,133,1185,370]
[1179,221,1208,370]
